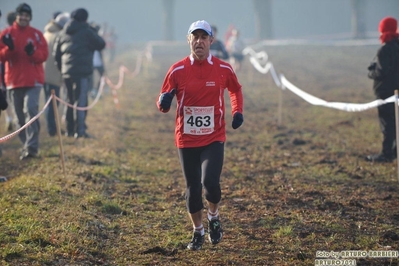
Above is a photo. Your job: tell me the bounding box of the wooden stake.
[51,90,66,176]
[395,90,399,182]
[278,86,283,127]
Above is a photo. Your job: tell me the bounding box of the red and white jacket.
[0,22,48,89]
[158,54,243,148]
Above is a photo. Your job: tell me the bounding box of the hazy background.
[1,0,398,46]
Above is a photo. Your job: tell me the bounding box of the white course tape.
[245,45,395,112]
[280,74,395,112]
[243,47,281,87]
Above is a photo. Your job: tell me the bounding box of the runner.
[157,20,244,250]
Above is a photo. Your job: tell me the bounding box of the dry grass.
[1,43,399,266]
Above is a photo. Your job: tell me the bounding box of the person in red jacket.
[0,3,48,160]
[157,20,244,251]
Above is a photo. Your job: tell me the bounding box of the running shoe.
[187,231,204,251]
[208,218,223,244]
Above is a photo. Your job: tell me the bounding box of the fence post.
[395,90,399,181]
[51,90,66,176]
[278,86,283,127]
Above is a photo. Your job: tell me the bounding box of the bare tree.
[162,0,175,41]
[252,0,273,41]
[351,0,366,39]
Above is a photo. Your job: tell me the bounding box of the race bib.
[183,106,214,135]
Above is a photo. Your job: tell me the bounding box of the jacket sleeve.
[88,30,106,51]
[157,66,178,113]
[220,42,229,60]
[227,71,243,115]
[0,29,13,62]
[29,30,48,64]
[368,45,394,81]
[0,47,11,62]
[53,36,62,72]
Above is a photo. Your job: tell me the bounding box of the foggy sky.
[0,0,398,46]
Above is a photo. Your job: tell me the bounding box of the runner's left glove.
[159,89,176,111]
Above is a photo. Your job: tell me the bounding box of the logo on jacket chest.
[206,81,216,87]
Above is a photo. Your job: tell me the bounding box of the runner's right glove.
[159,89,176,111]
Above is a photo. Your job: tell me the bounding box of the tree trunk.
[162,0,175,41]
[351,0,366,39]
[253,0,273,41]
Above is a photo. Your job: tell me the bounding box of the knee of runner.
[204,185,221,204]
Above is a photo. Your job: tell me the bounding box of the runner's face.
[16,12,31,27]
[187,30,213,60]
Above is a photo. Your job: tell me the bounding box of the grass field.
[1,42,399,266]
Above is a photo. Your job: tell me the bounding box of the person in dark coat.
[0,9,8,113]
[210,25,229,60]
[53,8,105,138]
[366,16,399,162]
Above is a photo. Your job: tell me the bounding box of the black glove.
[0,90,8,111]
[159,89,176,110]
[2,34,14,50]
[368,62,377,71]
[24,42,34,56]
[232,112,243,129]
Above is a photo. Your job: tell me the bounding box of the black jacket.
[53,20,106,78]
[210,39,229,60]
[368,38,399,99]
[0,63,7,111]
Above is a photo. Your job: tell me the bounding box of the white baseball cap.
[188,20,213,36]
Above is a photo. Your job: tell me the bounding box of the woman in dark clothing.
[366,17,399,162]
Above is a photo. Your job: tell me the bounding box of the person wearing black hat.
[54,8,105,139]
[0,3,48,160]
[6,11,16,27]
[210,25,229,60]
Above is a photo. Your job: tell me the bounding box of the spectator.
[6,11,16,27]
[0,10,8,179]
[226,28,245,72]
[224,24,235,47]
[157,20,244,251]
[210,25,229,60]
[52,11,61,21]
[54,8,105,138]
[43,12,70,136]
[0,9,9,159]
[0,6,6,114]
[105,26,117,64]
[89,22,105,99]
[366,17,399,162]
[0,3,48,160]
[2,11,17,132]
